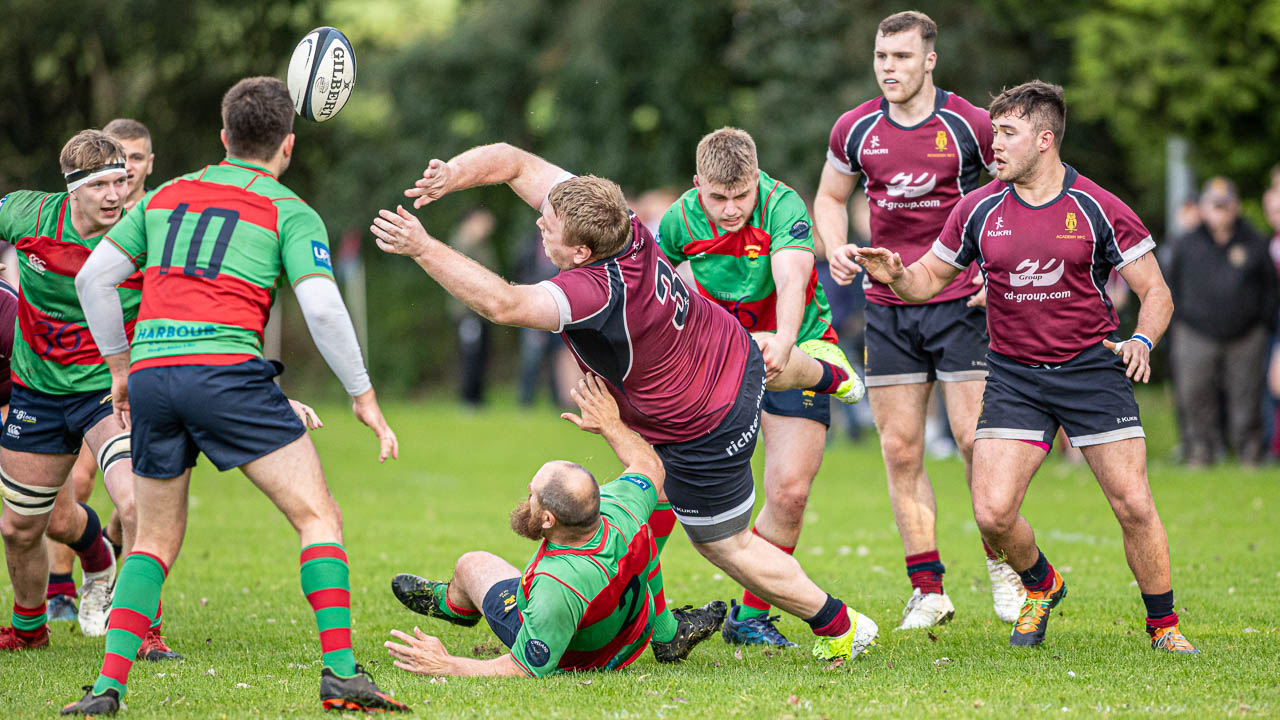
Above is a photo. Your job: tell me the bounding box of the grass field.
[2,388,1277,718]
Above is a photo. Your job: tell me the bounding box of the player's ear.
[692,175,700,190]
[281,133,296,160]
[219,129,230,153]
[924,50,937,72]
[541,509,556,530]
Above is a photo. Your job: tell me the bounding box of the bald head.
[535,461,600,529]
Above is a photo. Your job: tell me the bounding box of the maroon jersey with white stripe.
[541,216,751,445]
[827,88,994,306]
[931,165,1156,364]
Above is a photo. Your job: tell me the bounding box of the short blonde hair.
[59,130,125,174]
[547,175,632,259]
[695,127,758,188]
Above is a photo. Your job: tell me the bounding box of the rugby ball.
[287,27,357,122]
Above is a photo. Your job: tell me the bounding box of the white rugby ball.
[287,26,357,122]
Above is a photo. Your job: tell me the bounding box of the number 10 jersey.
[105,157,335,371]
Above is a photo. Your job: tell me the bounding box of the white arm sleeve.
[294,276,372,397]
[75,242,137,357]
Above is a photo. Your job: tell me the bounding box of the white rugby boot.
[987,557,1027,624]
[77,539,116,637]
[896,588,956,630]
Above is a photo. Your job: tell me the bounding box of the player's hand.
[385,627,454,676]
[827,244,863,286]
[352,389,399,462]
[371,205,436,259]
[966,274,987,308]
[1103,337,1152,384]
[405,159,454,209]
[561,373,621,435]
[753,332,791,382]
[853,246,905,284]
[109,372,131,430]
[288,399,324,430]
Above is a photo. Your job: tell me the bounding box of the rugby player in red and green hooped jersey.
[386,374,676,678]
[0,130,171,657]
[657,127,864,647]
[65,77,408,715]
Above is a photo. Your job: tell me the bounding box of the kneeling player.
[387,374,721,677]
[64,77,408,715]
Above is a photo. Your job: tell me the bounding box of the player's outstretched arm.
[758,248,814,380]
[854,247,959,304]
[560,374,665,493]
[371,205,560,331]
[405,142,569,212]
[1106,252,1173,384]
[385,627,526,677]
[814,162,862,286]
[75,241,139,429]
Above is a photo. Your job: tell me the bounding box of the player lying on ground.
[63,76,408,716]
[815,10,1026,630]
[656,127,862,647]
[388,374,721,676]
[0,130,173,655]
[855,80,1196,653]
[371,141,878,666]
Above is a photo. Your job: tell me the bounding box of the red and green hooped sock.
[13,602,47,641]
[151,599,164,632]
[300,543,357,677]
[647,503,679,643]
[92,552,167,698]
[437,587,481,621]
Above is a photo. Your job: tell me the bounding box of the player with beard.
[814,10,1025,630]
[372,142,878,667]
[387,374,695,677]
[855,80,1196,653]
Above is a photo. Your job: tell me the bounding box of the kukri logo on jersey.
[1009,258,1065,287]
[885,172,937,198]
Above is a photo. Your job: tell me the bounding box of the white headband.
[65,162,126,193]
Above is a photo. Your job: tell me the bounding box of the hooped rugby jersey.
[931,164,1156,365]
[541,215,751,446]
[512,474,659,677]
[657,169,837,344]
[104,158,335,370]
[0,191,143,394]
[827,87,995,306]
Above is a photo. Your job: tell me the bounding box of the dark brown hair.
[221,76,294,161]
[989,80,1067,148]
[878,11,938,50]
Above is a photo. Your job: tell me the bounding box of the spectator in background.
[1263,181,1280,457]
[1166,177,1277,466]
[448,208,498,407]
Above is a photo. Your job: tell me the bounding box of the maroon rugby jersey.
[827,87,994,306]
[541,216,751,445]
[0,278,17,405]
[931,165,1156,365]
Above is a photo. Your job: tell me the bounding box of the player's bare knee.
[879,432,924,472]
[972,502,1015,538]
[765,484,811,526]
[1,510,47,547]
[953,435,975,463]
[1111,492,1157,531]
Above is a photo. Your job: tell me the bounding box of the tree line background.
[3,0,1278,398]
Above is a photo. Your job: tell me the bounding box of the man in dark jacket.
[1166,177,1278,466]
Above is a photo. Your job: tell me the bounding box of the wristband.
[1130,333,1153,351]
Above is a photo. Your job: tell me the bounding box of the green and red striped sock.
[300,543,357,677]
[92,552,167,698]
[647,503,679,643]
[13,601,47,641]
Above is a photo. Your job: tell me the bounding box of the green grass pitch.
[2,390,1276,717]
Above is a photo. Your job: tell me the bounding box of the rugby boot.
[48,594,79,623]
[651,600,728,663]
[721,599,798,648]
[799,339,865,404]
[987,557,1027,624]
[1009,569,1067,647]
[391,573,480,627]
[60,687,119,716]
[78,543,116,637]
[896,589,956,630]
[320,665,411,713]
[811,609,878,663]
[1149,624,1200,654]
[0,625,50,650]
[137,628,182,661]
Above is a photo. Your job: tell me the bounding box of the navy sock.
[1141,590,1174,619]
[68,503,102,553]
[804,593,850,637]
[1016,550,1054,592]
[806,361,848,395]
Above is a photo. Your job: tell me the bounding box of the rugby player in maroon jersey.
[855,80,1196,653]
[371,142,879,665]
[813,10,1025,629]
